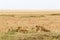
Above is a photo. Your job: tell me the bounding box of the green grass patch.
[0,31,60,40]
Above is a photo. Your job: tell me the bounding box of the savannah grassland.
[0,10,60,40]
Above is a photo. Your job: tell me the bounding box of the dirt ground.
[0,10,60,33]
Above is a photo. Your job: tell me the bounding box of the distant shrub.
[50,14,60,16]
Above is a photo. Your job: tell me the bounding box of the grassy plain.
[0,10,60,40]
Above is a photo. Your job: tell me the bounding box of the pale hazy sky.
[0,0,60,10]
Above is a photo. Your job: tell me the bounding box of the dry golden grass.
[0,10,60,40]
